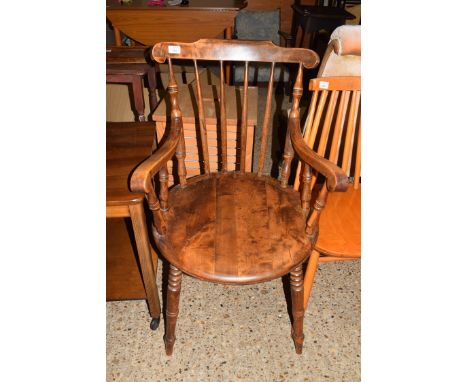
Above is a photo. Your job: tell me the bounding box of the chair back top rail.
[151,39,319,67]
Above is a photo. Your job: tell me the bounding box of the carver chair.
[294,76,361,309]
[297,24,361,309]
[130,39,348,356]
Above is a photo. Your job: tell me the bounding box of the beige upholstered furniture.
[317,25,361,77]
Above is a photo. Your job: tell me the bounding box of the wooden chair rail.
[151,39,320,68]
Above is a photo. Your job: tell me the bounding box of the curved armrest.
[130,125,182,194]
[289,117,348,192]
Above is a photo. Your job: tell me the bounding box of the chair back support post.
[256,61,276,176]
[192,59,211,174]
[167,58,188,189]
[219,60,229,171]
[240,61,250,173]
[281,64,303,188]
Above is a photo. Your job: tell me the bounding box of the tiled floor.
[107,260,360,382]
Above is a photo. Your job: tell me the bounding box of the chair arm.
[289,117,348,192]
[278,30,294,47]
[130,125,181,194]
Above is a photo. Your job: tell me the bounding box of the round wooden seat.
[155,173,314,284]
[315,185,361,258]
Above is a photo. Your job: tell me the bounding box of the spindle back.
[294,76,361,192]
[151,39,319,179]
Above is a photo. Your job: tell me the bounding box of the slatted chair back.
[293,76,360,236]
[295,76,360,189]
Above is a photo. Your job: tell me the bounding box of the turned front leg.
[290,265,305,354]
[164,264,182,356]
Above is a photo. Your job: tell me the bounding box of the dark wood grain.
[107,0,246,46]
[128,39,350,354]
[106,121,156,205]
[106,218,149,300]
[106,70,147,122]
[256,61,275,176]
[107,0,246,11]
[155,173,313,284]
[152,39,320,68]
[106,121,161,323]
[193,59,211,173]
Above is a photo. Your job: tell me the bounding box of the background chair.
[296,24,361,309]
[290,1,356,51]
[317,24,361,77]
[233,9,292,91]
[106,46,158,122]
[130,39,349,356]
[294,76,361,309]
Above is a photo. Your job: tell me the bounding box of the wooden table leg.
[113,26,122,47]
[130,75,146,122]
[146,66,158,114]
[128,202,161,329]
[106,72,147,122]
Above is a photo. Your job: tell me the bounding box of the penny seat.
[155,173,314,284]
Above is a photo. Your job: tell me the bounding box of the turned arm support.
[289,116,348,192]
[130,124,182,194]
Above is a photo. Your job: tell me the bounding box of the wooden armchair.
[298,24,361,309]
[294,76,361,309]
[130,39,348,356]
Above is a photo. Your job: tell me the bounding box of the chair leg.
[290,264,305,354]
[128,203,161,329]
[146,67,158,115]
[303,249,320,309]
[164,264,182,356]
[130,75,146,122]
